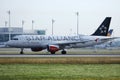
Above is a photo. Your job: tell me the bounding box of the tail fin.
[92,17,111,36]
[107,29,113,36]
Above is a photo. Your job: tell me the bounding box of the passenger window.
[12,38,18,40]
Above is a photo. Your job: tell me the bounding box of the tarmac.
[0,54,120,58]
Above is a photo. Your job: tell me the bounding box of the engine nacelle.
[31,48,43,52]
[47,45,60,53]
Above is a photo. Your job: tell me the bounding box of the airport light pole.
[32,20,34,33]
[70,28,72,35]
[22,20,24,34]
[5,21,7,27]
[76,12,79,35]
[52,19,55,35]
[8,10,11,40]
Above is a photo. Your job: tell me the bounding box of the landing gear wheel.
[61,50,66,54]
[51,52,55,54]
[20,51,24,54]
[20,48,24,54]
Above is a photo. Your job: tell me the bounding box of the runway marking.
[0,54,120,58]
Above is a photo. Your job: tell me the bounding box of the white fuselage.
[6,35,110,49]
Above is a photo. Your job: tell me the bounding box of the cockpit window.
[12,38,18,40]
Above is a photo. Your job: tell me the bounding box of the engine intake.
[47,45,60,53]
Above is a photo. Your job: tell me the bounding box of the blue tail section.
[107,29,113,36]
[92,17,111,36]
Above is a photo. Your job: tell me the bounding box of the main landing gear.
[20,48,24,54]
[50,50,67,54]
[61,50,66,54]
[50,52,55,54]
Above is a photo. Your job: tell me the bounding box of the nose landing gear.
[20,48,24,54]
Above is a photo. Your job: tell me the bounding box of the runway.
[0,54,120,58]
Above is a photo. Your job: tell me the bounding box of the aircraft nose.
[6,40,14,47]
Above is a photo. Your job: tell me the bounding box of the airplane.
[88,29,114,49]
[99,29,120,48]
[5,17,116,54]
[107,29,113,36]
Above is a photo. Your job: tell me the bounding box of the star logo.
[99,25,107,34]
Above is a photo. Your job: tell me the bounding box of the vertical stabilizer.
[92,17,111,36]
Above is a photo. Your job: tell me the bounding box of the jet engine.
[47,45,60,54]
[31,48,43,52]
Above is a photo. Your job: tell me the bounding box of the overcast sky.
[0,0,120,36]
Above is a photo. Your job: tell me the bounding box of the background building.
[0,27,46,42]
[0,27,22,42]
[23,30,46,35]
[35,30,46,35]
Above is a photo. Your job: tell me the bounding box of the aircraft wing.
[56,40,90,45]
[49,40,93,49]
[48,37,118,49]
[100,37,118,42]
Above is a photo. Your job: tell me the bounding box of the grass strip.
[0,57,120,64]
[0,64,119,80]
